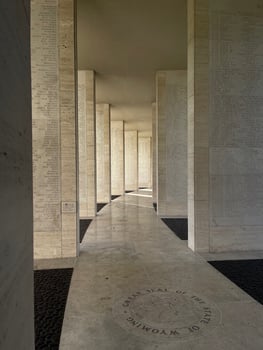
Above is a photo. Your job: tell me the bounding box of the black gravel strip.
[79,219,92,243]
[161,218,188,240]
[97,203,108,212]
[208,259,263,305]
[111,195,121,200]
[153,203,157,212]
[34,268,73,350]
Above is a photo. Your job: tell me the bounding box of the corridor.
[59,191,263,350]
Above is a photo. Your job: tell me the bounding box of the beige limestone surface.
[96,104,111,203]
[152,103,157,204]
[32,0,77,259]
[156,70,187,218]
[78,70,97,218]
[111,121,125,195]
[125,130,138,191]
[188,0,263,252]
[138,137,152,188]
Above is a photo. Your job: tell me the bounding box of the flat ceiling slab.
[77,0,187,132]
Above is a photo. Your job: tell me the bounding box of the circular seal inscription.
[113,288,220,341]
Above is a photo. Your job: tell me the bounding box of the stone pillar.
[138,137,152,188]
[0,1,34,348]
[111,121,125,195]
[32,0,77,258]
[125,130,138,192]
[96,104,111,203]
[156,71,187,218]
[78,70,97,218]
[152,103,157,206]
[188,0,263,252]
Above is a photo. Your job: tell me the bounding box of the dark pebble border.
[34,268,73,350]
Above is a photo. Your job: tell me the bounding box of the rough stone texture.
[138,137,152,188]
[78,70,97,218]
[152,103,157,204]
[188,0,263,252]
[96,104,111,203]
[0,1,34,348]
[111,121,125,195]
[32,0,77,258]
[125,130,138,191]
[156,71,187,217]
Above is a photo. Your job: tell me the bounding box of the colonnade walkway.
[60,191,263,350]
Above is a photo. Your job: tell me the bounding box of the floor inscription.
[113,288,220,341]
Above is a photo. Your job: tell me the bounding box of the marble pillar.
[188,0,263,252]
[138,137,152,188]
[96,104,111,203]
[78,70,97,218]
[0,1,34,348]
[152,103,157,205]
[156,71,187,217]
[125,130,138,192]
[32,0,77,258]
[111,121,125,196]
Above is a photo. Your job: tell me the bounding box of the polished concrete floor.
[60,191,263,350]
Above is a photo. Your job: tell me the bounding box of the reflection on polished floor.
[60,191,263,350]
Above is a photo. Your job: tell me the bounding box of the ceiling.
[77,0,187,134]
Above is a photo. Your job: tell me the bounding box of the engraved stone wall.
[188,0,263,252]
[96,104,111,203]
[0,1,34,348]
[32,0,77,258]
[31,0,60,233]
[59,0,77,257]
[187,0,210,252]
[78,70,96,217]
[138,137,152,188]
[125,130,138,191]
[152,103,157,203]
[157,71,187,217]
[78,71,88,215]
[111,121,125,195]
[209,0,263,251]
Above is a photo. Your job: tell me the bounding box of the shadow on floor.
[79,219,92,243]
[34,268,73,350]
[97,203,108,213]
[209,259,263,305]
[111,195,121,200]
[161,218,188,240]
